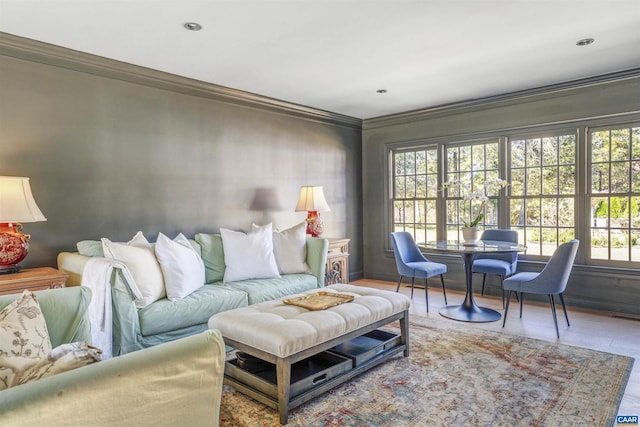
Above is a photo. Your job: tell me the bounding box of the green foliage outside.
[593,197,639,221]
[610,197,622,218]
[527,228,574,244]
[627,198,639,218]
[595,200,608,218]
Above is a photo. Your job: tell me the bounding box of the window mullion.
[500,136,509,228]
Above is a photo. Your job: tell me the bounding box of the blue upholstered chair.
[390,231,448,312]
[502,240,579,338]
[472,229,518,307]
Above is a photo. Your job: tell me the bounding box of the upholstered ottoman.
[208,284,411,424]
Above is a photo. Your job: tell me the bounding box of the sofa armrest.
[0,287,92,348]
[58,252,143,356]
[0,329,226,427]
[56,252,89,286]
[306,237,329,288]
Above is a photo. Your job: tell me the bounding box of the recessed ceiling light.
[377,89,387,94]
[184,22,202,31]
[576,38,595,46]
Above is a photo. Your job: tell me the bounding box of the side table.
[0,267,68,296]
[325,238,350,284]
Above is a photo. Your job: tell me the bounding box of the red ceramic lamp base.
[305,211,325,237]
[0,222,30,274]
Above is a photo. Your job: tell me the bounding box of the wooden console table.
[325,238,350,284]
[0,267,68,296]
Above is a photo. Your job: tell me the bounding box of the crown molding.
[0,32,362,130]
[364,68,640,130]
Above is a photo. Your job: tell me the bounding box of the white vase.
[461,227,481,244]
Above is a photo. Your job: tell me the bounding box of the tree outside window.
[590,125,640,262]
[392,148,438,244]
[509,133,576,256]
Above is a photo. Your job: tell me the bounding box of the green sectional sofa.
[58,235,329,355]
[0,287,226,426]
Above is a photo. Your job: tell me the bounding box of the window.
[388,120,640,268]
[444,140,501,241]
[392,148,438,244]
[589,125,640,263]
[509,133,577,256]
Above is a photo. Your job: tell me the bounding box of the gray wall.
[362,73,640,316]
[2,32,638,315]
[0,34,363,278]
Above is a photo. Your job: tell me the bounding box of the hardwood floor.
[351,278,640,418]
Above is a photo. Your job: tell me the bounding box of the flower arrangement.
[441,176,510,228]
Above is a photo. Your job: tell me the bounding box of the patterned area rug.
[219,315,633,426]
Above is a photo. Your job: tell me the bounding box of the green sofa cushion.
[138,284,247,336]
[225,274,318,305]
[194,233,225,283]
[0,287,92,348]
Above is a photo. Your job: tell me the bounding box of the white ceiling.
[1,0,639,119]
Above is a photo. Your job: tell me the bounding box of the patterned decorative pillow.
[0,290,52,390]
[10,341,102,388]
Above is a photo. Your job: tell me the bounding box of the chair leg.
[502,290,513,328]
[559,293,570,326]
[396,276,403,292]
[410,277,415,299]
[519,292,524,318]
[549,295,560,339]
[425,278,429,313]
[440,274,447,304]
[481,273,487,295]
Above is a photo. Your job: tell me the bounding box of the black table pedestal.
[438,251,501,323]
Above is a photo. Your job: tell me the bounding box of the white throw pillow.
[102,231,166,308]
[155,232,205,301]
[271,222,310,274]
[220,223,281,282]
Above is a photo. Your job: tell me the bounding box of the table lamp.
[295,186,330,237]
[0,177,47,274]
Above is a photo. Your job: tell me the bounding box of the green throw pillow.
[194,233,225,283]
[77,240,104,257]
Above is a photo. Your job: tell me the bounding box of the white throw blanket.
[81,257,138,359]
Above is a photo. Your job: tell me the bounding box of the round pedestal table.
[419,240,527,323]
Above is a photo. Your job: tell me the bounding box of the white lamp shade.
[295,186,330,212]
[0,177,47,222]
